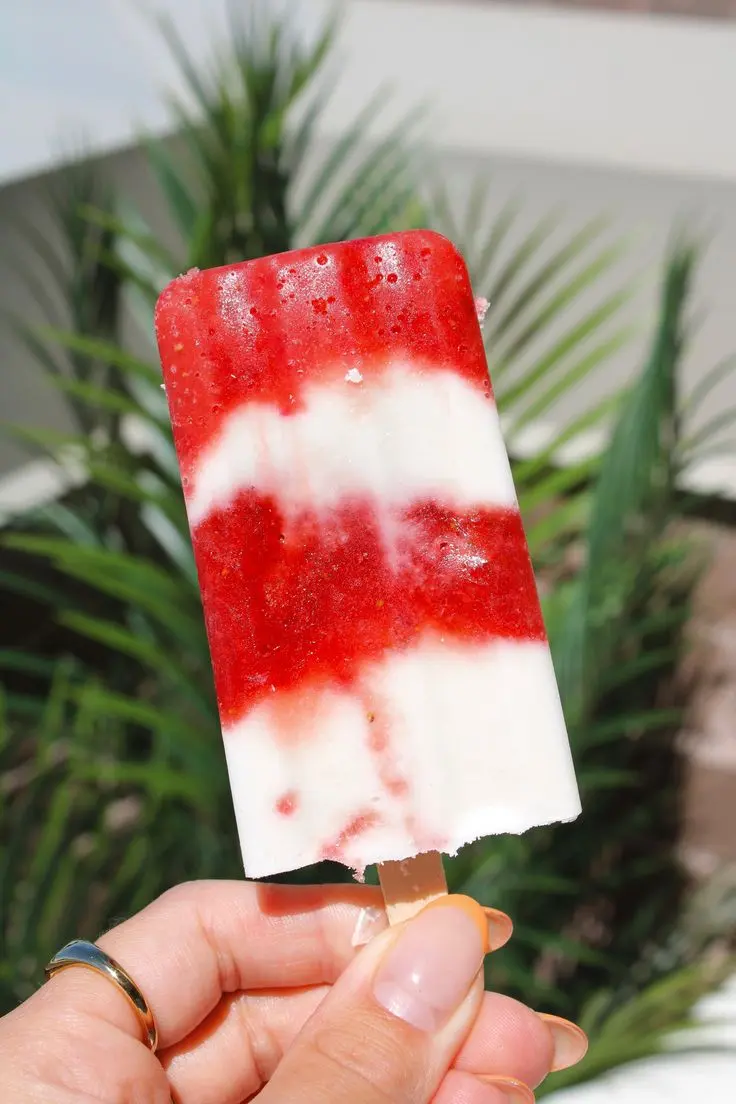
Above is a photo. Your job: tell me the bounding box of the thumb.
[260,894,489,1104]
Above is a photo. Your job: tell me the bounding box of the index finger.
[46,880,385,1050]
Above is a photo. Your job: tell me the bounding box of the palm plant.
[1,4,733,1084]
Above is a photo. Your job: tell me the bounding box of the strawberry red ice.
[155,230,581,879]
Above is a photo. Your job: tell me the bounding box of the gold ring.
[45,939,158,1052]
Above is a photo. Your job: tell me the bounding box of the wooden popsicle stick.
[377,850,448,925]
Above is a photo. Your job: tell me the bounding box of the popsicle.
[155,230,581,904]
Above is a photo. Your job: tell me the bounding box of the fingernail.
[483,906,513,951]
[352,906,389,947]
[373,895,486,1032]
[478,1076,535,1103]
[538,1014,589,1071]
[422,894,491,953]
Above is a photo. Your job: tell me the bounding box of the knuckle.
[33,1013,165,1103]
[157,880,199,910]
[237,992,283,1090]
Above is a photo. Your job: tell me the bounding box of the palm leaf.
[467,196,522,291]
[307,110,426,245]
[441,185,636,546]
[555,240,696,723]
[484,211,561,322]
[508,328,634,437]
[492,217,615,339]
[46,377,148,420]
[499,289,632,415]
[541,959,735,1096]
[80,205,179,272]
[296,87,394,233]
[145,137,201,244]
[36,328,160,386]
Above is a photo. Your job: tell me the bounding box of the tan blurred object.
[681,523,736,874]
[503,1,736,21]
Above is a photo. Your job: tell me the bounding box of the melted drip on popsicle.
[321,809,381,863]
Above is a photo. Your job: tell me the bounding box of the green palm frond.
[438,182,637,572]
[446,243,713,1037]
[11,162,125,440]
[555,239,696,724]
[0,672,234,1014]
[540,957,735,1096]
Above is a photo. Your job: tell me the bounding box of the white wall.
[318,0,736,182]
[3,1,736,184]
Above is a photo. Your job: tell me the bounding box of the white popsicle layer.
[224,636,579,878]
[187,367,517,527]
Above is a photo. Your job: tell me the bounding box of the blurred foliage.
[1,3,734,1086]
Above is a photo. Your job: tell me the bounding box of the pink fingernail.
[351,906,388,947]
[483,907,513,951]
[372,896,485,1032]
[478,1076,535,1103]
[538,1014,589,1071]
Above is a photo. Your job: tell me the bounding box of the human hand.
[0,881,587,1103]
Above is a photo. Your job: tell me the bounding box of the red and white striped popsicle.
[155,230,580,905]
